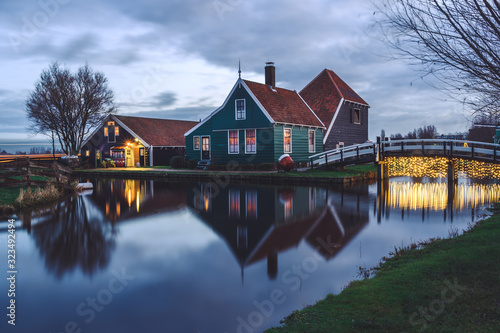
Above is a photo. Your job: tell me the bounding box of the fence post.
[310,158,313,170]
[325,153,328,169]
[443,141,447,156]
[450,142,453,157]
[341,149,344,162]
[356,146,360,159]
[471,143,474,158]
[421,141,425,155]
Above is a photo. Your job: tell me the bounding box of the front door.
[201,136,210,160]
[125,148,134,167]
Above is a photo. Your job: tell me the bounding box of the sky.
[0,0,473,153]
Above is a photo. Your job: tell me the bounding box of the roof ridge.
[299,68,328,94]
[325,69,343,98]
[115,114,198,123]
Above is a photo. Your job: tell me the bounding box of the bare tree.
[26,62,115,155]
[375,0,500,114]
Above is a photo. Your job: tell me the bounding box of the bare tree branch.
[26,62,115,155]
[375,0,500,115]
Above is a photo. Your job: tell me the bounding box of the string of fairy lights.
[386,156,500,180]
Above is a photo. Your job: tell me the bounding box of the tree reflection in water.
[29,194,116,278]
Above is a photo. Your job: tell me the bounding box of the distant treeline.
[0,146,64,155]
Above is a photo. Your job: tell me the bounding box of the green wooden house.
[185,63,325,165]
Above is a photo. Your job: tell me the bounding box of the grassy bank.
[77,164,377,178]
[267,207,500,333]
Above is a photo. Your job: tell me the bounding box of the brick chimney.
[265,62,275,88]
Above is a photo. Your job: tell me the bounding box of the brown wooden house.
[81,114,198,168]
[300,69,370,151]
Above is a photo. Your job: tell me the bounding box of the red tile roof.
[243,79,324,128]
[300,69,369,128]
[114,115,199,147]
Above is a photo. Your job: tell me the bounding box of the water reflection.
[187,183,370,280]
[29,195,116,278]
[12,177,500,281]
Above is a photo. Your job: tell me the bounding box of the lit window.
[246,191,257,219]
[193,136,200,150]
[229,190,240,217]
[108,121,115,126]
[104,127,108,136]
[245,129,256,153]
[236,99,246,120]
[284,128,292,153]
[353,109,360,124]
[229,130,239,154]
[309,130,315,153]
[115,126,119,136]
[85,150,90,157]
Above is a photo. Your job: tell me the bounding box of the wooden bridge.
[309,139,500,179]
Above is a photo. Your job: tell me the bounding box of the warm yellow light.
[136,190,140,212]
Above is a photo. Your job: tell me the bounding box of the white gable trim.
[81,114,151,148]
[111,115,150,148]
[184,78,276,137]
[81,114,113,148]
[323,97,344,145]
[240,80,275,124]
[297,92,325,128]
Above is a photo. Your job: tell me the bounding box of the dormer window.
[235,99,246,120]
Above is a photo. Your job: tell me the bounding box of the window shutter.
[350,109,353,123]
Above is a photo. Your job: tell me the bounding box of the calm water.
[1,177,499,333]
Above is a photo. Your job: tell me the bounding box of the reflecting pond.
[1,177,499,332]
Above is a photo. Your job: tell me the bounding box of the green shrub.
[107,160,115,168]
[186,159,198,169]
[101,160,107,168]
[170,156,187,169]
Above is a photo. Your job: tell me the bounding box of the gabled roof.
[185,78,324,136]
[300,69,369,129]
[242,79,324,128]
[114,115,198,147]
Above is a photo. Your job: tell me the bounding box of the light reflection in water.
[385,180,500,211]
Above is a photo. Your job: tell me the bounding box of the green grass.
[267,207,500,333]
[79,164,377,178]
[0,187,22,206]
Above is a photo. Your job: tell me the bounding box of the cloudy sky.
[0,0,472,152]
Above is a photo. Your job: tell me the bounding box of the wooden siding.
[81,116,147,167]
[274,125,324,163]
[212,83,273,131]
[325,102,368,151]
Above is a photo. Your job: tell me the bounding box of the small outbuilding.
[81,114,199,168]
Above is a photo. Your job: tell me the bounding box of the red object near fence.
[278,154,294,172]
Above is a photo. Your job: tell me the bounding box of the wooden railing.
[309,142,377,168]
[0,157,73,188]
[308,139,500,169]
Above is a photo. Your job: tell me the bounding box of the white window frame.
[193,136,200,150]
[245,129,257,154]
[284,128,292,153]
[228,130,239,154]
[308,129,316,153]
[235,99,246,120]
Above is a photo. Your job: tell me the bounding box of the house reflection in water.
[187,183,369,281]
[90,178,188,223]
[24,178,189,278]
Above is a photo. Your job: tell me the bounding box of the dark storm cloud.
[151,92,177,109]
